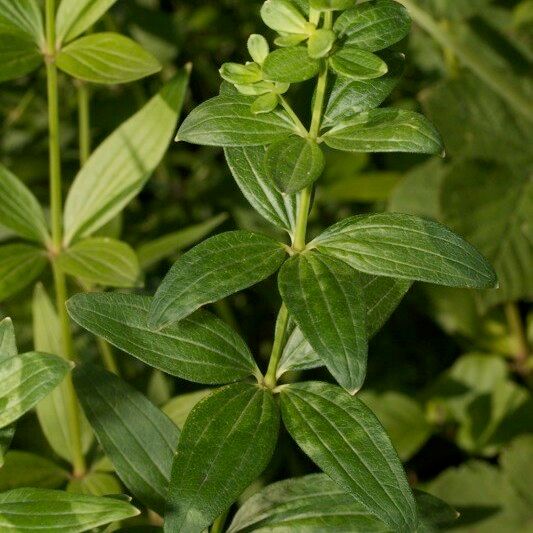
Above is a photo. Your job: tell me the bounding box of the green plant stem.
[46,0,86,476]
[210,509,229,533]
[264,304,289,388]
[505,303,531,375]
[279,95,307,136]
[77,82,91,165]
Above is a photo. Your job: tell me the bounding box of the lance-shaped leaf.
[278,252,367,394]
[0,488,139,531]
[280,382,418,532]
[0,352,71,428]
[68,293,259,384]
[64,71,189,244]
[0,318,17,359]
[224,146,297,233]
[165,383,280,532]
[321,108,444,155]
[74,364,180,513]
[334,0,411,51]
[0,0,44,42]
[176,95,297,147]
[227,473,391,532]
[162,389,212,429]
[150,231,287,329]
[263,47,320,83]
[57,33,161,84]
[0,163,49,243]
[0,34,42,83]
[57,237,141,288]
[311,213,498,288]
[0,244,47,302]
[330,46,388,80]
[56,0,119,44]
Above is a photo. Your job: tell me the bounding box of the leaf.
[137,214,228,269]
[67,471,121,496]
[265,135,325,194]
[0,426,15,468]
[162,389,212,429]
[0,163,49,243]
[307,28,336,58]
[165,383,280,532]
[64,71,189,244]
[74,364,180,513]
[0,318,17,359]
[0,488,139,532]
[321,108,444,155]
[263,47,320,83]
[0,352,70,428]
[261,0,309,34]
[57,237,141,288]
[0,0,44,42]
[330,46,388,80]
[0,451,69,490]
[149,231,287,328]
[323,52,405,127]
[0,244,47,302]
[67,293,259,384]
[311,213,498,288]
[227,473,391,533]
[57,33,161,84]
[0,34,41,83]
[224,146,297,233]
[334,0,411,51]
[279,381,418,532]
[32,284,93,463]
[310,0,356,10]
[414,489,459,533]
[176,95,297,147]
[278,252,367,394]
[56,0,119,44]
[500,435,533,507]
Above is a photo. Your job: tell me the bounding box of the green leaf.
[56,33,161,84]
[137,213,228,269]
[324,52,405,126]
[334,0,411,51]
[224,146,297,232]
[277,327,320,377]
[0,244,47,302]
[278,252,367,394]
[64,71,189,244]
[266,135,325,194]
[263,47,320,83]
[227,473,391,532]
[220,62,263,85]
[321,108,444,155]
[500,435,533,508]
[165,383,280,532]
[279,381,418,532]
[0,34,41,83]
[162,389,212,429]
[414,489,459,533]
[56,0,119,44]
[74,364,180,513]
[0,426,15,468]
[149,231,287,328]
[0,163,49,243]
[0,352,70,428]
[57,237,141,288]
[330,46,388,80]
[0,318,17,359]
[176,95,297,147]
[310,0,356,10]
[247,34,270,65]
[307,28,336,58]
[251,92,279,115]
[0,488,139,532]
[0,451,69,490]
[67,293,259,384]
[0,0,44,42]
[311,213,497,288]
[67,471,121,497]
[261,0,309,34]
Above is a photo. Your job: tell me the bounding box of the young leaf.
[334,0,411,51]
[0,0,44,42]
[0,352,70,428]
[321,109,444,155]
[64,71,189,244]
[56,0,119,44]
[0,163,49,243]
[307,29,336,58]
[248,34,270,64]
[0,488,139,531]
[0,318,17,359]
[162,389,212,429]
[149,231,287,329]
[278,252,367,394]
[261,0,309,34]
[224,146,297,232]
[67,293,259,384]
[57,237,141,288]
[165,383,280,533]
[311,213,498,288]
[57,33,161,84]
[74,364,180,513]
[67,471,121,497]
[263,47,320,83]
[329,46,388,80]
[176,95,297,147]
[0,244,47,302]
[279,381,418,532]
[266,135,325,194]
[0,34,42,83]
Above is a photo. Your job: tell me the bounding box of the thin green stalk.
[264,304,290,388]
[210,509,230,533]
[46,0,86,476]
[505,303,531,376]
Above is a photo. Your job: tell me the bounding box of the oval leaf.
[330,46,388,80]
[0,34,41,82]
[0,0,44,42]
[263,47,320,83]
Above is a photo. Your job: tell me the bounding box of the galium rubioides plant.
[64,0,498,531]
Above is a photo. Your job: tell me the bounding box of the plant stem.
[77,82,91,165]
[505,303,530,376]
[46,0,86,476]
[210,509,229,533]
[279,95,307,136]
[264,304,290,388]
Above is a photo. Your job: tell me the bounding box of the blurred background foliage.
[0,0,532,530]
